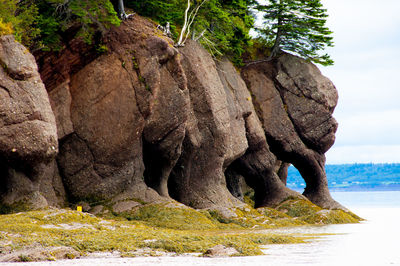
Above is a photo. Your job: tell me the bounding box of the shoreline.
[0,197,360,263]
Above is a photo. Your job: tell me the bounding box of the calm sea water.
[12,191,400,266]
[258,191,400,266]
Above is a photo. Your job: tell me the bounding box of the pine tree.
[257,0,334,66]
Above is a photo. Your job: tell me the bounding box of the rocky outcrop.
[168,41,247,209]
[0,35,65,209]
[0,15,342,213]
[241,54,341,209]
[216,58,301,207]
[55,16,188,206]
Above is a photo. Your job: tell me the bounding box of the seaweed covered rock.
[275,197,360,224]
[0,35,65,210]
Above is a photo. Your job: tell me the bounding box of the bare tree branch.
[182,0,207,44]
[176,0,208,47]
[177,0,191,46]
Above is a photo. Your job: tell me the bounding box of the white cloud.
[334,110,400,146]
[319,0,400,163]
[326,145,400,164]
[322,0,400,48]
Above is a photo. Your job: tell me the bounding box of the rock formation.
[0,15,342,213]
[0,35,65,209]
[241,54,341,209]
[216,58,301,208]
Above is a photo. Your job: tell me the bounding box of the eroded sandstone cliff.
[0,15,341,213]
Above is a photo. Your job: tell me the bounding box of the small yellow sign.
[77,206,82,212]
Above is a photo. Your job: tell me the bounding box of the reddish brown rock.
[168,41,245,209]
[58,52,148,201]
[216,58,301,207]
[0,36,58,162]
[275,161,290,185]
[0,35,65,209]
[57,16,187,205]
[275,54,338,153]
[241,54,341,209]
[34,33,97,92]
[48,80,74,139]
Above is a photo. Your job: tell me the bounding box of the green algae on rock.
[0,208,310,262]
[276,197,361,224]
[0,194,362,262]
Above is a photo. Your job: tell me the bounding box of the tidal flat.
[0,197,360,263]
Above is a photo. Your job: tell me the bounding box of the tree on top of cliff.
[127,0,255,65]
[0,0,40,47]
[0,0,121,51]
[37,0,120,49]
[256,0,334,66]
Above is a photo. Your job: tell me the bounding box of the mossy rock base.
[0,208,308,260]
[116,202,218,230]
[0,198,362,262]
[0,192,49,214]
[275,197,362,224]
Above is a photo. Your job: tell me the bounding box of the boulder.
[203,245,239,257]
[59,53,146,201]
[0,35,64,209]
[275,54,338,153]
[0,35,58,162]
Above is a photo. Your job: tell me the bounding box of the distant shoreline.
[287,163,400,192]
[289,186,400,193]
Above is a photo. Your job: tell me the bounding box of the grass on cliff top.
[0,197,362,262]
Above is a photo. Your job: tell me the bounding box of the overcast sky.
[320,0,400,164]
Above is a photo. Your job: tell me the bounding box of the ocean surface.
[7,191,400,266]
[258,191,400,266]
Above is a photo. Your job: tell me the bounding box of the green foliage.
[0,0,120,50]
[66,0,121,43]
[18,255,32,262]
[96,44,108,53]
[126,0,185,38]
[196,0,255,64]
[120,203,218,230]
[0,18,14,36]
[256,0,334,65]
[127,0,255,65]
[1,0,335,66]
[0,0,40,46]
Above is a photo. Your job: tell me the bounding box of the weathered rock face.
[216,58,301,207]
[0,16,342,213]
[241,54,341,209]
[0,35,65,209]
[275,54,338,153]
[168,41,246,209]
[55,16,189,205]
